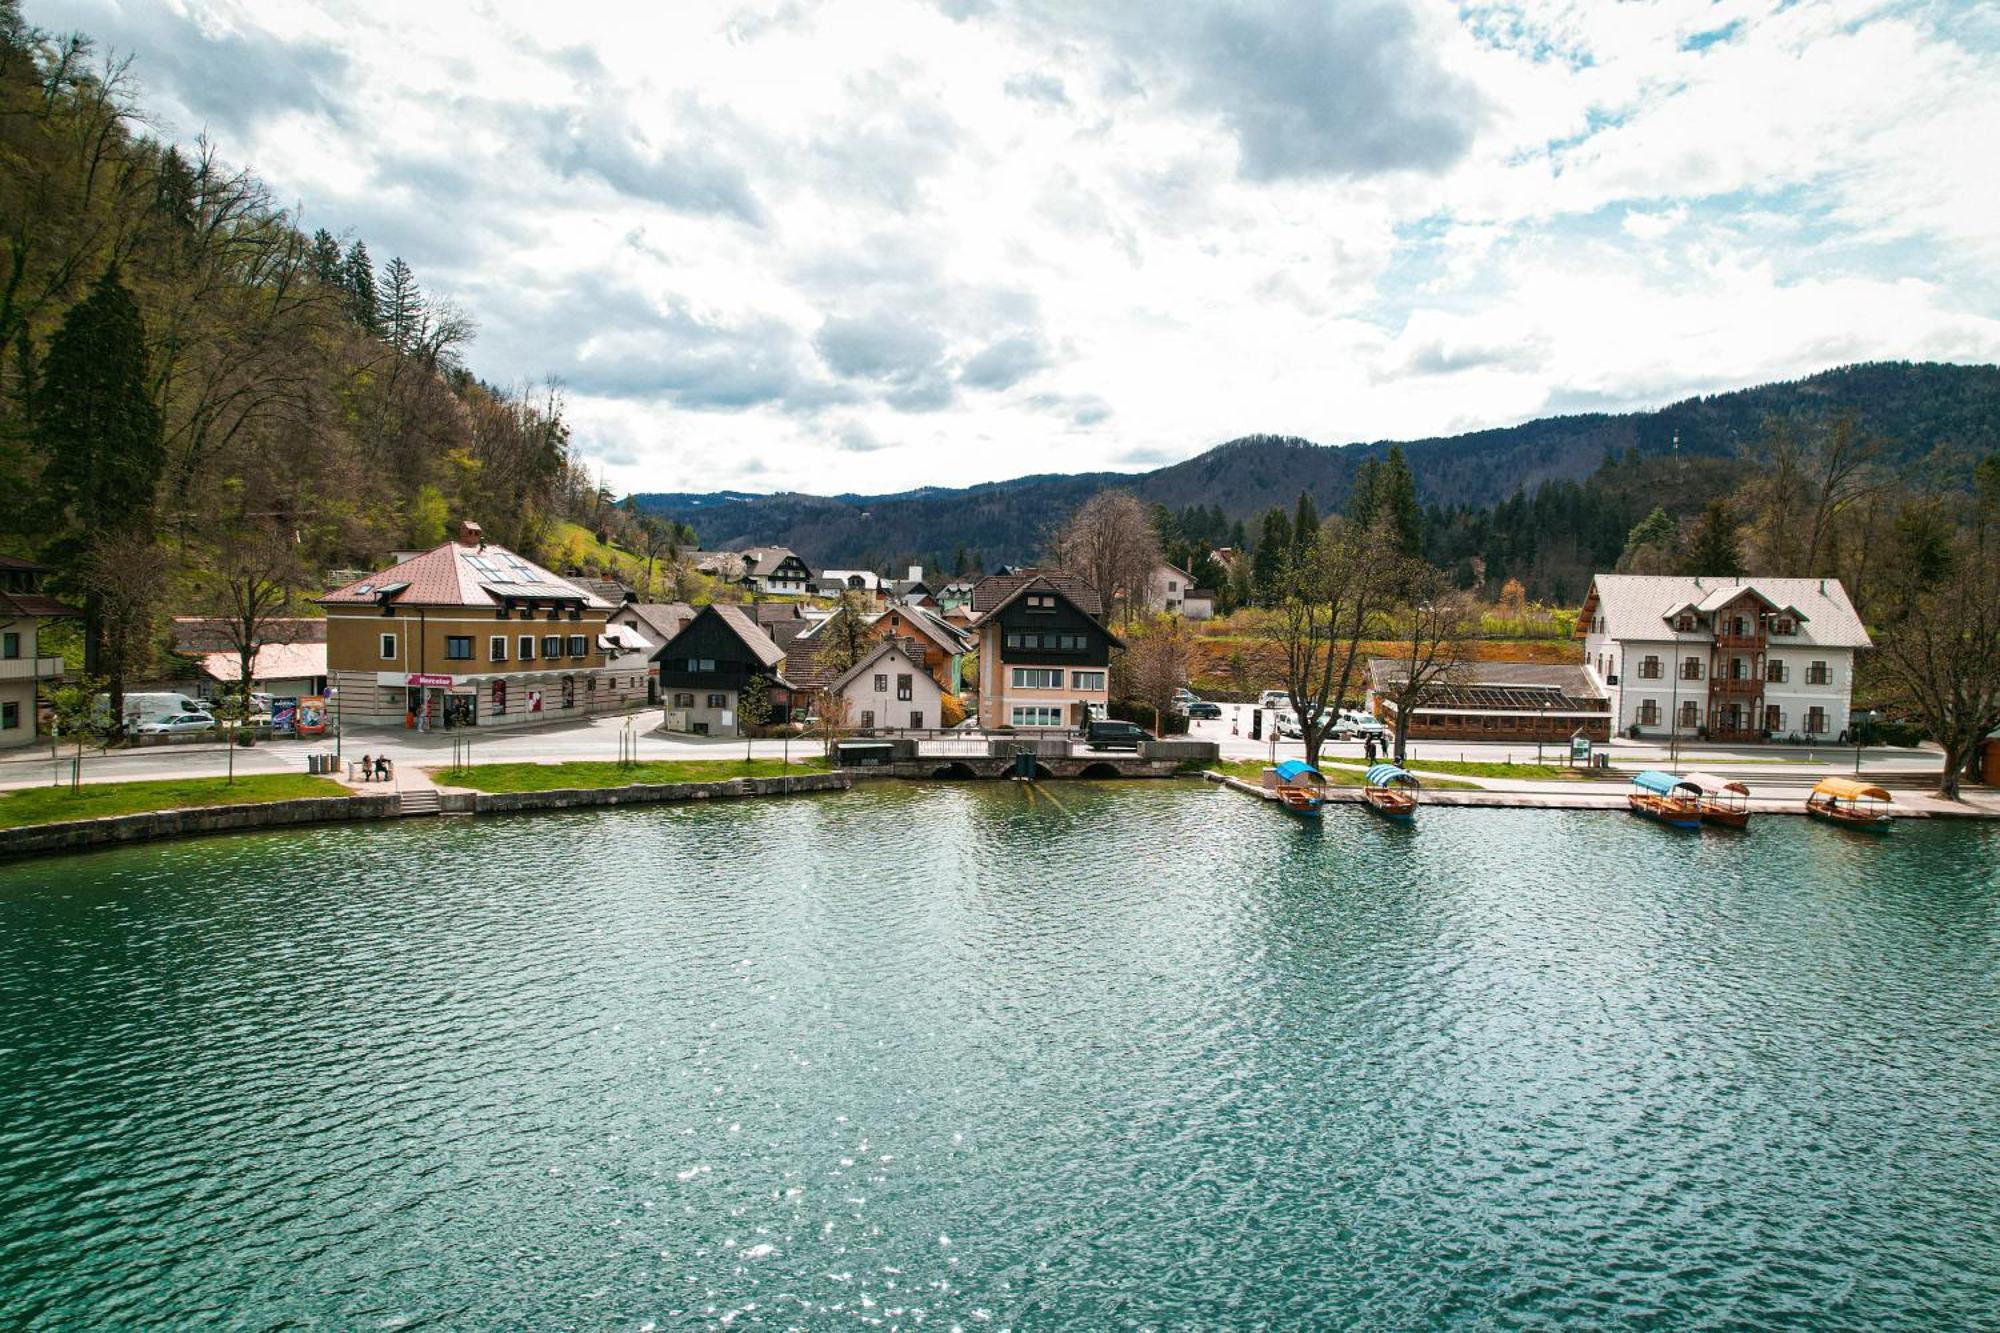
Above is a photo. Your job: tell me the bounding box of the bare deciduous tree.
[1868,536,2000,800]
[1257,516,1397,767]
[1379,564,1477,765]
[1049,490,1162,624]
[1125,616,1193,734]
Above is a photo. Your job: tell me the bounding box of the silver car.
[134,711,217,736]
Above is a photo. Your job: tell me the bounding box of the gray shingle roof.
[1582,575,1872,649]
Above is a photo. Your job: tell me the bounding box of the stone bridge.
[840,735,1218,781]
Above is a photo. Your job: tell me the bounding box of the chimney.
[456,520,484,548]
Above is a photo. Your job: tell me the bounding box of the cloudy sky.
[38,0,2000,496]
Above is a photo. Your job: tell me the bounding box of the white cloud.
[31,0,2000,495]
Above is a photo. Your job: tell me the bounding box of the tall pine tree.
[1292,490,1319,561]
[379,255,423,352]
[1251,506,1292,607]
[342,240,379,333]
[1378,446,1423,556]
[31,265,165,720]
[308,228,344,285]
[1682,500,1744,576]
[1347,457,1382,530]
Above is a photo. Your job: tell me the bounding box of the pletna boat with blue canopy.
[1628,769,1702,829]
[1267,759,1327,817]
[1362,763,1420,821]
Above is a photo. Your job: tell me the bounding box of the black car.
[1185,701,1222,720]
[1084,719,1149,750]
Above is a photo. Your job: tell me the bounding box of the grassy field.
[434,757,832,792]
[0,774,350,830]
[1346,759,1599,782]
[1204,759,1484,790]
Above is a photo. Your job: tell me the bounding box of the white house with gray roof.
[1577,575,1872,743]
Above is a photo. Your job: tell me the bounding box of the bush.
[1109,699,1188,735]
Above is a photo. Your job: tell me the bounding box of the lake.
[2,784,1996,1328]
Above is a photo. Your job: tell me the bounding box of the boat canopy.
[1630,769,1700,796]
[1273,760,1324,784]
[1810,776,1892,802]
[1680,771,1749,797]
[1365,763,1419,788]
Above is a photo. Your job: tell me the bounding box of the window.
[490,636,508,663]
[1807,660,1830,686]
[1027,593,1055,611]
[672,692,694,708]
[491,680,507,716]
[707,693,727,709]
[519,635,535,662]
[445,636,473,660]
[1011,705,1064,727]
[1765,705,1784,731]
[896,674,913,701]
[874,673,889,693]
[1766,660,1787,683]
[379,632,397,660]
[687,657,715,673]
[568,635,587,657]
[0,700,16,729]
[1011,667,1062,689]
[1,631,16,659]
[1072,670,1106,691]
[910,710,925,729]
[1639,699,1660,726]
[1639,656,1662,680]
[542,635,562,659]
[1680,657,1703,680]
[1675,613,1697,631]
[1773,617,1795,635]
[1805,706,1828,734]
[860,708,875,729]
[1680,700,1699,727]
[1731,658,1747,680]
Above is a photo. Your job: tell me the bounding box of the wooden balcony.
[1713,632,1765,651]
[1709,675,1764,696]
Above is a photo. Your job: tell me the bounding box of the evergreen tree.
[342,240,379,332]
[1682,500,1744,576]
[309,229,344,285]
[1251,506,1292,607]
[1378,447,1423,555]
[379,255,423,352]
[1347,457,1381,530]
[30,266,165,722]
[1292,490,1319,559]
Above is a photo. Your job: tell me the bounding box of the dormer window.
[1674,614,1697,632]
[1773,617,1795,635]
[1027,593,1056,611]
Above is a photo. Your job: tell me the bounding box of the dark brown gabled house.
[651,604,790,736]
[969,571,1121,730]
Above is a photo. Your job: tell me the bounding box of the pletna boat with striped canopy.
[1362,763,1420,822]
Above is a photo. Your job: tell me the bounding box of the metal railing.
[0,655,62,681]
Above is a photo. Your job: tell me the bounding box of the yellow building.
[320,522,648,730]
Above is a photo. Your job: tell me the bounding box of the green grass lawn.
[434,757,832,793]
[1337,759,1599,782]
[0,774,350,830]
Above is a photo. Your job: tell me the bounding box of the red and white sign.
[405,673,455,687]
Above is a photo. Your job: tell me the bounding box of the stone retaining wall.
[469,771,851,815]
[0,793,401,860]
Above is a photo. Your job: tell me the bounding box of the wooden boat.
[1362,763,1419,822]
[1680,771,1752,830]
[1627,770,1703,830]
[1805,776,1893,830]
[1267,760,1327,818]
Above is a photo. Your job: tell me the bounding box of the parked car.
[1171,687,1198,708]
[1084,719,1149,750]
[134,711,217,736]
[1329,709,1387,740]
[1257,689,1291,710]
[1273,711,1303,738]
[1185,701,1222,720]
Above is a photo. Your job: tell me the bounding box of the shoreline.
[4,766,1996,862]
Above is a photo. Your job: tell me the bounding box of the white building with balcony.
[0,556,77,749]
[1576,574,1871,743]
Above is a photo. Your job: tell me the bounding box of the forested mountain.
[631,362,2000,581]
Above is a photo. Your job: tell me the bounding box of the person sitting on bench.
[358,754,373,781]
[374,756,392,782]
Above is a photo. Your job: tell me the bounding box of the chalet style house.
[320,521,646,729]
[968,571,1121,730]
[1577,575,1872,742]
[651,604,791,735]
[0,556,76,750]
[697,547,812,596]
[829,641,945,732]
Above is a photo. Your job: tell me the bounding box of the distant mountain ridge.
[630,362,2000,567]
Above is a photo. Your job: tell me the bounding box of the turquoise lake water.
[1,784,1996,1328]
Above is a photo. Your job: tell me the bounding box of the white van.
[112,692,208,724]
[1257,689,1292,710]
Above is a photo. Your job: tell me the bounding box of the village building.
[1577,574,1872,742]
[829,641,946,732]
[319,521,647,729]
[1367,660,1613,744]
[697,547,812,596]
[1181,588,1216,620]
[170,617,328,703]
[968,571,1120,730]
[651,604,791,736]
[0,556,76,749]
[1144,561,1195,616]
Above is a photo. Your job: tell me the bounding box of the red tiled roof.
[0,589,78,618]
[320,540,610,610]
